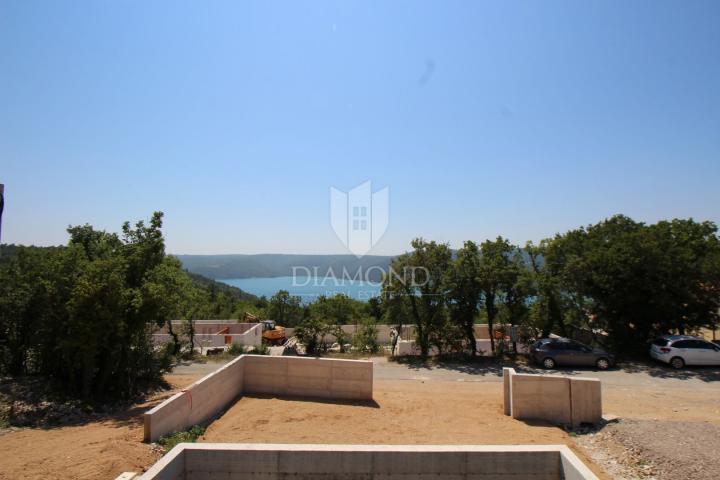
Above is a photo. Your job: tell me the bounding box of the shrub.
[352,318,380,353]
[253,343,270,355]
[158,425,205,452]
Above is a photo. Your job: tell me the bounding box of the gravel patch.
[575,418,720,480]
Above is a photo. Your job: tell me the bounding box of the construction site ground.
[1,356,719,479]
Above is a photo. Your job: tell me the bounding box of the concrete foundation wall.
[503,369,602,427]
[144,355,246,442]
[243,355,373,400]
[127,443,598,480]
[144,356,373,442]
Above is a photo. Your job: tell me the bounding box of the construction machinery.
[261,320,286,345]
[243,312,286,345]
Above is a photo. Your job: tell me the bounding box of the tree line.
[380,214,720,356]
[0,212,258,399]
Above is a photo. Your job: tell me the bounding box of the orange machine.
[243,312,286,345]
[261,320,286,345]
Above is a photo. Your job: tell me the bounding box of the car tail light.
[660,347,671,353]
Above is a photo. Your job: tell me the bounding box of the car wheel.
[670,357,685,369]
[542,357,556,369]
[596,358,610,370]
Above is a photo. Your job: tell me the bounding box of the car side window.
[548,342,565,350]
[694,341,715,350]
[672,340,692,349]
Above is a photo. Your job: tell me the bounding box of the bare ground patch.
[201,379,609,479]
[575,419,720,480]
[0,372,199,480]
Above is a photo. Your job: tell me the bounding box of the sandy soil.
[0,372,198,480]
[201,380,609,479]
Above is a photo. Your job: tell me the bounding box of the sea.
[219,276,381,303]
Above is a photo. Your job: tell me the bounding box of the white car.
[650,335,720,369]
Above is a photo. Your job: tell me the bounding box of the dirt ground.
[1,356,719,479]
[0,371,200,480]
[201,379,608,479]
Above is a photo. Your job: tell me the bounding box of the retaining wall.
[144,355,373,442]
[503,368,602,427]
[120,443,598,480]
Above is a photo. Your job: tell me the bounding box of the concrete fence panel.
[570,377,602,427]
[511,374,573,425]
[504,370,602,427]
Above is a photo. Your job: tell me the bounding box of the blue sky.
[1,0,719,255]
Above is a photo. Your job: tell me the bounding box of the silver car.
[650,335,720,369]
[530,337,615,370]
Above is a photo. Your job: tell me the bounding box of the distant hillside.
[185,270,258,301]
[174,254,395,281]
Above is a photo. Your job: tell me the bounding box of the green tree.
[446,241,482,355]
[382,239,452,357]
[307,294,362,325]
[266,290,305,327]
[559,215,720,350]
[294,317,332,354]
[490,247,534,353]
[479,237,516,354]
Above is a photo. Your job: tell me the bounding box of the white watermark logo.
[330,180,389,257]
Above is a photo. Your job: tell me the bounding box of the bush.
[158,424,205,452]
[295,317,330,354]
[253,343,270,355]
[352,318,380,354]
